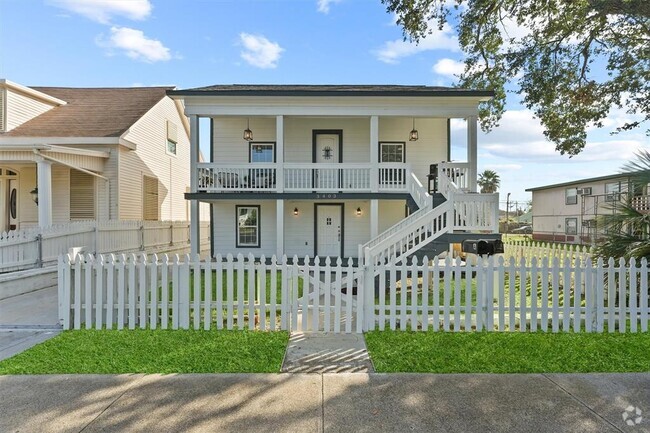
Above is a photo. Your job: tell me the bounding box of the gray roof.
[168,84,494,98]
[2,86,173,138]
[526,173,633,192]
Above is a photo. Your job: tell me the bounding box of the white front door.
[316,205,342,257]
[315,133,340,189]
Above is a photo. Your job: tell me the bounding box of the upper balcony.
[196,162,472,196]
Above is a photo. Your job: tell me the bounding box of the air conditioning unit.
[577,187,592,195]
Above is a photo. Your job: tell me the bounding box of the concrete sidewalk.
[1,373,648,432]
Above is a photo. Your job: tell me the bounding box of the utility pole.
[506,192,511,235]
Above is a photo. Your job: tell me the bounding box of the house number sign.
[315,193,338,199]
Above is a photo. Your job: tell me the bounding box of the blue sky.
[1,0,647,207]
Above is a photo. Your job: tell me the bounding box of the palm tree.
[593,150,650,261]
[477,169,500,193]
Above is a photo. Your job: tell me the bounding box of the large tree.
[382,0,650,155]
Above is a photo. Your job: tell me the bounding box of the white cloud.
[49,0,151,24]
[99,26,171,62]
[239,33,284,69]
[374,23,459,64]
[317,0,342,13]
[432,58,464,77]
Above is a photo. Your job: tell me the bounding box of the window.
[565,218,577,235]
[236,205,260,247]
[70,170,96,220]
[249,142,275,189]
[565,188,578,205]
[379,142,406,185]
[380,142,405,163]
[166,120,178,156]
[143,176,159,220]
[605,182,621,202]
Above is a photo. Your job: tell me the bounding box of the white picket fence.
[59,252,649,333]
[504,240,592,266]
[1,221,210,273]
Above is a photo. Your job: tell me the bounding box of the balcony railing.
[196,162,409,193]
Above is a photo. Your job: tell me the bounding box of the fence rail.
[1,221,210,273]
[59,253,649,334]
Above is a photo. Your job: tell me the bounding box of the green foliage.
[0,330,289,374]
[381,0,650,155]
[594,150,650,261]
[477,169,500,193]
[365,331,650,373]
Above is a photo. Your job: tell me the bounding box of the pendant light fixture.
[243,118,254,141]
[409,118,419,141]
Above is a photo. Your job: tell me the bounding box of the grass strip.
[0,329,289,374]
[365,331,650,373]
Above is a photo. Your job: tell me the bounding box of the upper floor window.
[565,188,578,205]
[605,181,621,202]
[380,142,405,163]
[249,142,275,163]
[166,120,178,156]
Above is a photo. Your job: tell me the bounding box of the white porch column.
[276,199,284,259]
[370,115,379,193]
[276,115,284,192]
[36,158,52,228]
[467,115,478,192]
[370,199,379,238]
[189,115,200,256]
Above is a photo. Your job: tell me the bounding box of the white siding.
[5,87,57,132]
[211,116,449,185]
[119,98,191,220]
[52,165,70,224]
[378,200,407,233]
[212,200,277,258]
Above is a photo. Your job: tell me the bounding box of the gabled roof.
[2,86,173,138]
[168,84,494,98]
[526,173,633,192]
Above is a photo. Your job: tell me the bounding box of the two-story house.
[168,85,500,263]
[527,173,650,244]
[0,79,196,231]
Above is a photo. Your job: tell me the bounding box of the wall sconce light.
[243,118,254,141]
[30,187,39,205]
[293,207,299,216]
[409,118,419,141]
[356,207,362,216]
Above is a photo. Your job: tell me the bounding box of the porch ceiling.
[0,145,108,172]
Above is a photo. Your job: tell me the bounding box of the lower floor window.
[236,205,260,247]
[565,218,577,235]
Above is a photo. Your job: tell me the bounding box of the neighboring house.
[168,84,501,261]
[527,173,650,244]
[0,79,195,231]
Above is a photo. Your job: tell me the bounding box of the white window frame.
[166,120,178,157]
[565,217,577,235]
[235,205,260,248]
[565,188,578,205]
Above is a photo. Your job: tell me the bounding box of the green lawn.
[365,331,650,373]
[0,329,289,374]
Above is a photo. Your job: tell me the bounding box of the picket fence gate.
[58,252,650,333]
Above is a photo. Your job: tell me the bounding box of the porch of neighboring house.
[0,145,109,231]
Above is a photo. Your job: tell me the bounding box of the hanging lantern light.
[243,118,254,141]
[409,118,419,141]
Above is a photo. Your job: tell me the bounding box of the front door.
[316,204,342,257]
[314,131,341,189]
[0,168,19,232]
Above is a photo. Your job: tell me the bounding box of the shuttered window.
[143,175,159,221]
[70,170,95,220]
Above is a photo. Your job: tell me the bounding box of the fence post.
[170,223,174,246]
[94,222,99,256]
[362,247,374,332]
[139,223,145,251]
[36,233,43,268]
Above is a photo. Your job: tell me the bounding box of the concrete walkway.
[282,332,374,373]
[1,373,648,432]
[0,286,61,361]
